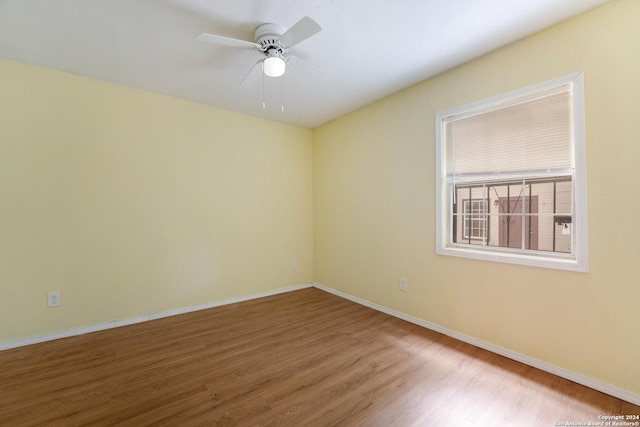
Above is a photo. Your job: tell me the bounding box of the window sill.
[436,245,588,273]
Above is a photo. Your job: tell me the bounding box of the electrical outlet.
[47,292,61,307]
[399,278,407,292]
[290,261,297,271]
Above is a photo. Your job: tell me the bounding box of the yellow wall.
[0,59,313,342]
[313,0,640,395]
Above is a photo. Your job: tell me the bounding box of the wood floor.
[1,288,638,426]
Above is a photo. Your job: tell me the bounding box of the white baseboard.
[0,283,312,351]
[311,282,640,407]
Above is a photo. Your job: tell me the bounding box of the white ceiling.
[0,0,609,129]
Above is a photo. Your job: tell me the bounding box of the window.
[435,73,588,272]
[462,199,487,241]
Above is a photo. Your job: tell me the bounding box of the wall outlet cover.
[47,292,61,307]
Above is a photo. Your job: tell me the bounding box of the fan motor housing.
[255,23,287,53]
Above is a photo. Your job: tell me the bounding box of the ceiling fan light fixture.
[263,53,286,77]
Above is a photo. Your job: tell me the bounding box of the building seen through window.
[455,177,572,253]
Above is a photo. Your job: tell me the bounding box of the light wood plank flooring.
[1,288,638,426]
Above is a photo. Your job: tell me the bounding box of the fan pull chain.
[262,69,266,109]
[280,75,284,112]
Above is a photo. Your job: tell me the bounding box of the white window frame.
[435,72,589,272]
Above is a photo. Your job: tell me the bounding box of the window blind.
[444,87,573,179]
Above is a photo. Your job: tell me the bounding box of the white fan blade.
[239,60,264,88]
[196,32,260,50]
[279,17,321,48]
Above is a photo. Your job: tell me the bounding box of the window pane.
[453,177,572,253]
[532,181,556,252]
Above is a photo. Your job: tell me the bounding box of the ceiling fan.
[197,17,322,86]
